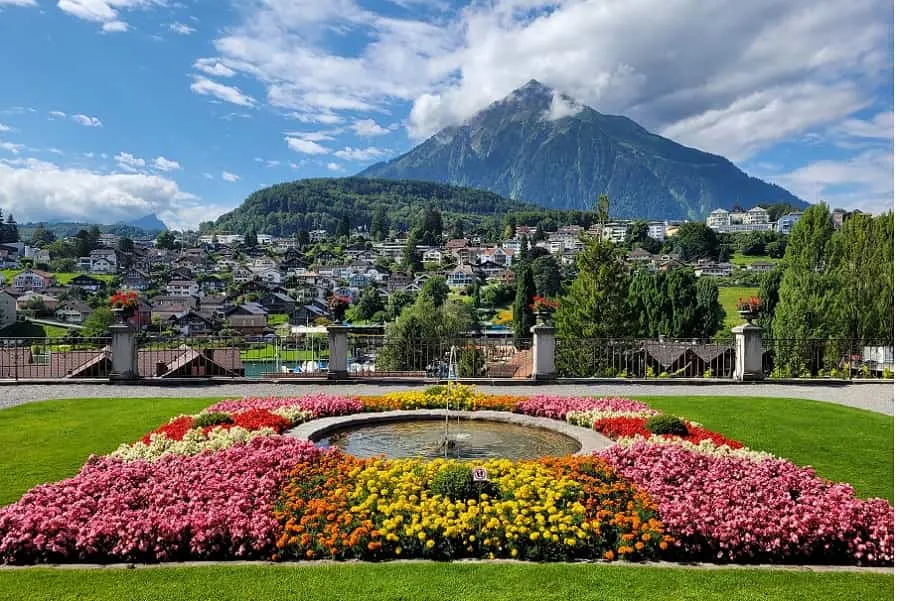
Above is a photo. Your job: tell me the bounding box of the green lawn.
[0,395,893,600]
[267,313,289,326]
[0,270,115,285]
[0,563,890,601]
[240,343,326,362]
[0,397,218,505]
[729,252,780,267]
[716,285,758,336]
[637,396,893,501]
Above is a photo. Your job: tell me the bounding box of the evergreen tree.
[518,235,529,263]
[296,230,310,247]
[772,204,837,374]
[828,212,893,341]
[532,255,562,298]
[512,264,536,341]
[245,228,259,248]
[450,218,465,240]
[673,222,719,261]
[370,206,388,242]
[556,237,633,339]
[337,215,351,239]
[155,230,177,250]
[757,268,782,337]
[471,280,482,310]
[695,278,725,339]
[3,214,18,243]
[30,224,56,245]
[420,276,450,308]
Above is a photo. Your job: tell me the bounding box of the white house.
[166,279,200,297]
[13,270,55,291]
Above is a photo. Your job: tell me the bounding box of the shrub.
[193,412,234,428]
[646,415,689,436]
[883,368,893,380]
[429,463,498,501]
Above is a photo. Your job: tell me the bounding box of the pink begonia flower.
[600,441,893,566]
[0,437,325,564]
[515,396,653,420]
[207,395,363,418]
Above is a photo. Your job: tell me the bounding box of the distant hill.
[205,177,592,236]
[122,213,167,233]
[18,216,165,241]
[360,80,806,220]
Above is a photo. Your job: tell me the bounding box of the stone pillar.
[732,322,764,381]
[327,325,349,380]
[109,324,139,381]
[531,324,556,381]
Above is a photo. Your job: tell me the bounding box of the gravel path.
[0,381,892,415]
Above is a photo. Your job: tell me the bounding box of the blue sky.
[0,0,892,229]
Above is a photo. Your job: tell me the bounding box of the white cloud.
[0,158,213,229]
[285,136,330,155]
[288,111,344,125]
[0,0,38,6]
[772,149,892,213]
[152,156,181,171]
[202,172,214,179]
[351,118,390,136]
[660,83,868,160]
[169,22,195,35]
[222,170,240,182]
[333,146,391,161]
[48,110,67,119]
[194,58,235,78]
[0,142,24,154]
[56,0,166,32]
[102,20,128,33]
[326,162,343,172]
[0,123,11,132]
[190,76,256,107]
[832,111,892,140]
[115,152,146,172]
[544,92,583,121]
[71,113,103,127]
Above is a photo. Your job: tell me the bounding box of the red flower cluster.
[110,290,139,309]
[231,408,291,433]
[529,296,560,312]
[595,417,649,439]
[141,415,194,444]
[736,296,761,312]
[594,417,743,449]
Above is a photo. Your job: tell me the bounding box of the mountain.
[359,80,805,220]
[206,177,591,236]
[122,213,167,233]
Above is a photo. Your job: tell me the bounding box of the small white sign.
[471,467,489,482]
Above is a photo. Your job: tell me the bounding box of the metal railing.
[138,334,329,379]
[349,334,532,379]
[555,338,736,379]
[763,338,894,378]
[0,337,112,380]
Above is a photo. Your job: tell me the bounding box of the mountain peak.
[359,83,804,218]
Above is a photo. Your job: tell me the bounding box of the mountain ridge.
[360,80,804,219]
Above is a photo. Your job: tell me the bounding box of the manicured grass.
[716,285,758,336]
[0,397,219,506]
[240,344,325,361]
[0,563,891,601]
[637,396,893,501]
[0,270,115,285]
[729,252,780,267]
[267,313,289,326]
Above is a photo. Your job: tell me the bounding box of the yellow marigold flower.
[425,540,435,549]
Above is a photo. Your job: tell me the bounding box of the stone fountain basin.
[286,409,616,457]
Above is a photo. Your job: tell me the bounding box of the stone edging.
[286,409,616,456]
[0,559,890,574]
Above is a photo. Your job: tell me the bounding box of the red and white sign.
[471,467,489,482]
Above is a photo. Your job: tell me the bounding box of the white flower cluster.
[565,410,658,428]
[271,407,314,425]
[615,435,775,461]
[111,426,277,462]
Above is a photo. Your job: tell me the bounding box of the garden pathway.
[0,382,892,415]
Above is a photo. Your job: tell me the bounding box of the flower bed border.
[286,409,616,456]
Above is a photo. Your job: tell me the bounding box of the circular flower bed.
[0,385,892,566]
